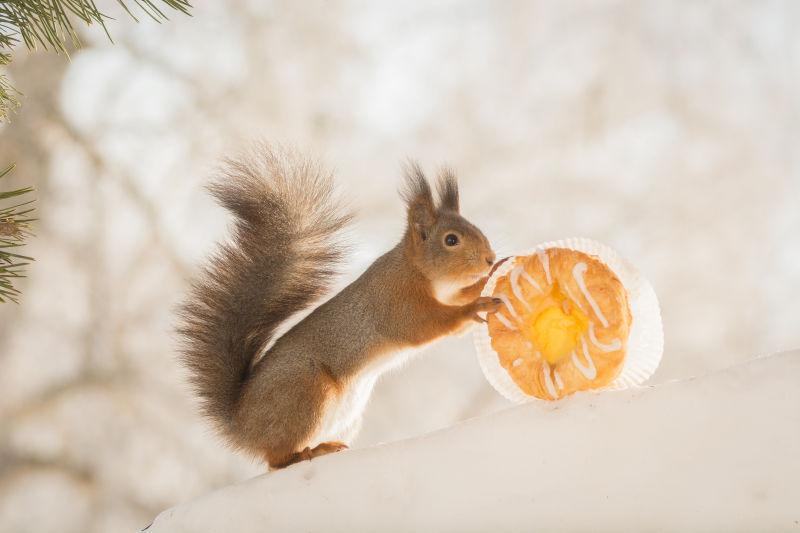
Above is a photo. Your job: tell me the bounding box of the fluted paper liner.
[473,238,664,403]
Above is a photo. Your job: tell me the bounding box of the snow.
[146,351,800,532]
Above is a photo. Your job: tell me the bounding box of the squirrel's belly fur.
[313,346,422,445]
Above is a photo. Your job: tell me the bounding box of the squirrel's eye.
[444,233,459,247]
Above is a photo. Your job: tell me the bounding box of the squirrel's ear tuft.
[402,160,436,238]
[436,167,459,213]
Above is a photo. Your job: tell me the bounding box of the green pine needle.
[0,164,35,303]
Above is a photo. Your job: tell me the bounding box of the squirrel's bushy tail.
[178,144,352,435]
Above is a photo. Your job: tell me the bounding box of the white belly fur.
[311,347,421,446]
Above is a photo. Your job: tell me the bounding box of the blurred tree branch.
[0,0,191,302]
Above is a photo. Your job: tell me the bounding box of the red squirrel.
[179,145,501,469]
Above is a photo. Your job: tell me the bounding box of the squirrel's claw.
[470,296,502,323]
[488,256,510,276]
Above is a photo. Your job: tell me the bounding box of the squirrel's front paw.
[470,297,502,322]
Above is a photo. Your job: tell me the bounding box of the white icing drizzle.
[562,282,586,313]
[509,267,531,311]
[509,266,542,312]
[543,364,558,398]
[572,262,609,328]
[571,336,598,380]
[496,293,520,320]
[495,312,517,331]
[512,357,523,367]
[536,249,552,285]
[554,370,564,390]
[523,270,543,292]
[589,322,621,352]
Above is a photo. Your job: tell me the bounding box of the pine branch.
[0,164,34,303]
[0,1,191,303]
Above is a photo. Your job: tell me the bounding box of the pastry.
[487,247,632,400]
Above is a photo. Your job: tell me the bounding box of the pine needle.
[0,164,34,303]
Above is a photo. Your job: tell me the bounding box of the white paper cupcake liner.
[473,237,664,403]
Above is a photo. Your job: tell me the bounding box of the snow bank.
[146,351,800,533]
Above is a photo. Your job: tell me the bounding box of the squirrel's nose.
[485,252,496,266]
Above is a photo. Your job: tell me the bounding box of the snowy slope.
[146,351,800,533]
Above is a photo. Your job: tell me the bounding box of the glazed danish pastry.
[487,247,632,400]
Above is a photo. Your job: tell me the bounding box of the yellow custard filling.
[521,285,589,365]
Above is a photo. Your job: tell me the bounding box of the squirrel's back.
[177,145,352,438]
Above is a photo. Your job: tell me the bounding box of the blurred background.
[0,0,798,531]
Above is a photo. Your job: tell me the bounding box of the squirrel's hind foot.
[309,441,349,457]
[268,441,349,470]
